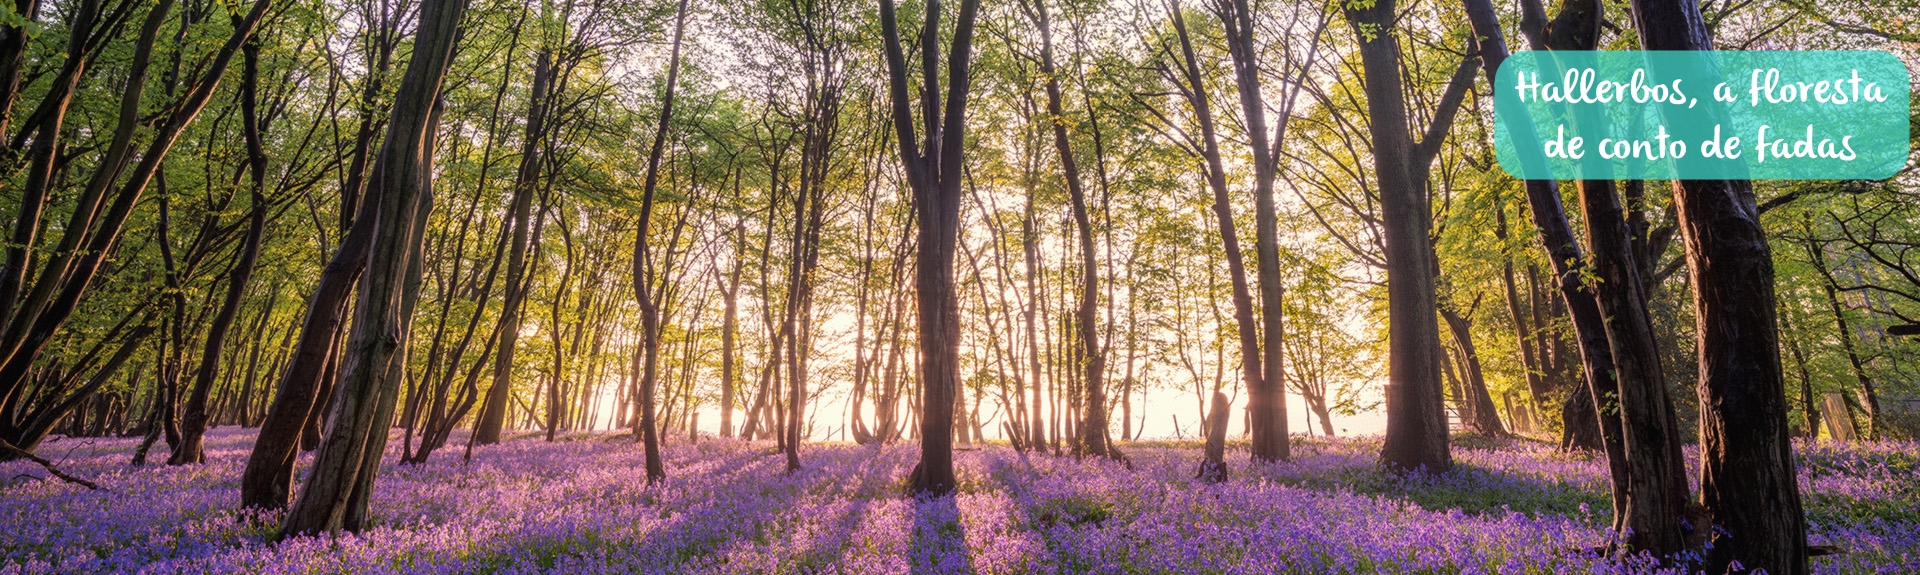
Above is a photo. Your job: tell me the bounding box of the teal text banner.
[1493,50,1910,181]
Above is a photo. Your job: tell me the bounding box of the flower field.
[2,428,1915,574]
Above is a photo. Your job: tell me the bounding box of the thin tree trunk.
[1439,307,1505,438]
[1461,0,1624,521]
[1804,237,1881,437]
[1779,313,1819,438]
[628,0,691,484]
[1022,0,1107,458]
[1166,0,1260,476]
[475,50,554,445]
[174,30,270,465]
[1495,201,1554,419]
[1215,0,1294,463]
[718,246,741,438]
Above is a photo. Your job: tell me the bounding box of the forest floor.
[1,428,1915,574]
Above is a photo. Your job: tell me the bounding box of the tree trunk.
[1166,0,1264,468]
[1494,201,1555,420]
[1022,0,1108,458]
[1631,1,1808,571]
[241,0,394,506]
[1462,0,1629,530]
[1779,313,1818,438]
[1577,176,1690,554]
[1215,0,1292,463]
[475,50,554,446]
[628,0,690,484]
[878,0,981,496]
[1346,0,1448,473]
[1196,391,1229,482]
[277,0,462,535]
[718,250,741,438]
[1805,237,1881,437]
[173,32,270,466]
[1439,307,1505,438]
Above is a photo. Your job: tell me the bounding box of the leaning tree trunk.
[474,49,554,446]
[241,143,381,510]
[174,32,270,466]
[1167,0,1261,478]
[276,0,464,536]
[1539,8,1691,549]
[1577,175,1690,554]
[1805,237,1881,437]
[1544,0,1694,541]
[1439,307,1505,438]
[1631,1,1807,572]
[1460,0,1629,521]
[240,0,397,507]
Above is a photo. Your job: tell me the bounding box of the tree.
[878,0,982,496]
[0,0,274,458]
[173,23,274,465]
[1343,0,1448,474]
[1631,0,1808,571]
[242,0,403,508]
[278,0,466,535]
[474,47,557,446]
[1211,0,1299,463]
[1016,0,1111,459]
[629,0,692,485]
[1149,0,1260,481]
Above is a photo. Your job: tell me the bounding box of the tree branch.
[0,438,100,490]
[1412,54,1479,170]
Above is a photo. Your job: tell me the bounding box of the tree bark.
[1631,1,1808,571]
[628,0,690,484]
[1462,0,1630,529]
[1345,0,1448,473]
[276,0,463,535]
[1577,175,1691,554]
[878,0,981,496]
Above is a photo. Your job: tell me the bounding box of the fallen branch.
[0,438,101,490]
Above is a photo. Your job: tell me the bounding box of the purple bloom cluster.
[2,429,1913,574]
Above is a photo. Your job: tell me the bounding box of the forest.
[0,0,1916,571]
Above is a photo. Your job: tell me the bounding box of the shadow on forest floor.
[908,494,973,575]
